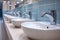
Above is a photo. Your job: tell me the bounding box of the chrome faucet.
[12,10,17,16]
[23,11,32,19]
[13,11,22,17]
[41,10,56,25]
[28,11,32,19]
[16,11,22,17]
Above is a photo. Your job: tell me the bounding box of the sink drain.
[47,26,49,29]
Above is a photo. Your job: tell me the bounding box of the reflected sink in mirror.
[11,18,33,28]
[21,22,60,40]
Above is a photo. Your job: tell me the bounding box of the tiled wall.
[14,0,60,24]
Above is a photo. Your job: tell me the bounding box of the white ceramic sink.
[21,22,60,40]
[3,14,20,22]
[11,18,33,28]
[3,14,10,21]
[7,16,21,23]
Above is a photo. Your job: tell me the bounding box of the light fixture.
[21,0,23,1]
[7,1,10,4]
[16,2,20,4]
[3,1,6,4]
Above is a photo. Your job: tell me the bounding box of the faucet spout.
[41,11,56,25]
[45,14,55,25]
[22,11,32,19]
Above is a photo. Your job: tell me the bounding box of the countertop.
[4,20,33,40]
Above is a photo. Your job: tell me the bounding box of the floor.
[0,18,9,40]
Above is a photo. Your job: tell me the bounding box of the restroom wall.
[14,0,60,24]
[37,0,60,24]
[3,1,9,11]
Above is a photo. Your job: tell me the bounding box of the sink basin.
[7,16,21,23]
[3,14,10,21]
[3,14,21,22]
[21,22,60,40]
[11,18,33,28]
[3,14,16,21]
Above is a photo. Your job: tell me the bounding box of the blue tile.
[44,4,56,12]
[39,0,55,5]
[39,6,45,13]
[32,2,39,6]
[13,0,60,24]
[57,13,60,23]
[55,0,60,2]
[43,0,55,4]
[55,3,60,12]
[39,0,45,5]
[57,13,60,19]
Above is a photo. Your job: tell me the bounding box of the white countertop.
[4,20,32,40]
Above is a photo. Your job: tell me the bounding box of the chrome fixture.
[41,10,56,25]
[16,11,22,17]
[28,11,32,19]
[22,11,32,19]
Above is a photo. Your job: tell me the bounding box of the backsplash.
[13,0,60,24]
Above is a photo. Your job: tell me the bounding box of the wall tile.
[39,0,55,5]
[55,3,60,12]
[55,0,60,2]
[43,0,55,4]
[14,0,60,24]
